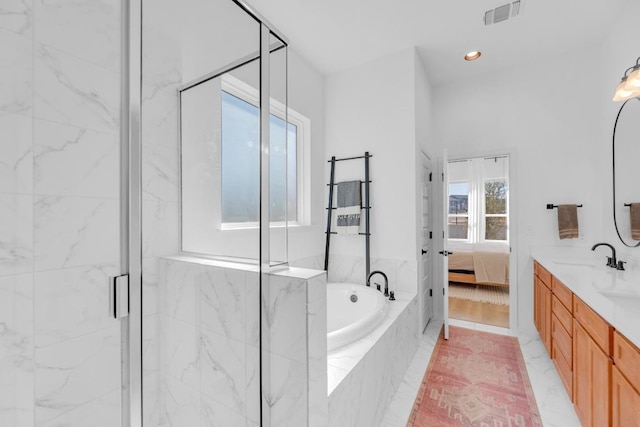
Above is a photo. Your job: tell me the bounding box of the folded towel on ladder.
[630,203,640,240]
[557,204,579,239]
[337,180,361,235]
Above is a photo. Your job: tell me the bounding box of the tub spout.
[367,270,389,297]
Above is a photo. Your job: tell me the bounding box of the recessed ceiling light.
[464,51,482,61]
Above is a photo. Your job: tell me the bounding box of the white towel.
[336,181,361,235]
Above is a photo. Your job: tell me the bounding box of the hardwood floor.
[449,296,509,328]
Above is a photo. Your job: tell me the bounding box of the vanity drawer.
[613,331,640,393]
[552,276,573,313]
[552,295,573,336]
[552,341,573,401]
[552,312,572,364]
[534,261,551,289]
[573,297,613,355]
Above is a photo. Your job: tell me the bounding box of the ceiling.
[253,0,630,85]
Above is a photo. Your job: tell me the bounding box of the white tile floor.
[380,319,581,427]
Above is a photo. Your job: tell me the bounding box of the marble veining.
[34,119,119,198]
[34,43,119,133]
[0,113,33,194]
[0,194,34,275]
[0,29,33,115]
[0,0,33,37]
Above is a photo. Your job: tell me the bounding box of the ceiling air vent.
[484,1,522,26]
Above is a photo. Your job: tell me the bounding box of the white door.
[441,151,450,339]
[420,152,433,331]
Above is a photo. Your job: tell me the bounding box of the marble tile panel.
[34,43,119,133]
[245,344,260,425]
[140,0,182,89]
[0,273,34,427]
[200,328,247,415]
[143,372,164,427]
[142,256,160,317]
[396,259,418,293]
[0,0,33,37]
[370,257,397,290]
[141,83,179,149]
[142,199,180,259]
[245,271,260,348]
[142,313,161,375]
[161,258,199,325]
[200,265,246,342]
[201,392,247,427]
[34,326,120,424]
[307,275,328,427]
[163,375,201,427]
[34,119,118,198]
[327,379,352,427]
[34,263,118,347]
[141,143,179,202]
[0,194,33,275]
[266,352,307,427]
[34,195,119,271]
[0,113,33,194]
[0,29,33,115]
[263,275,307,363]
[39,388,120,427]
[163,317,199,389]
[328,254,365,285]
[33,0,120,72]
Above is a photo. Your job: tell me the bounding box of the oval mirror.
[613,97,640,247]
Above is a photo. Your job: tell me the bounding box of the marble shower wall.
[159,257,327,426]
[0,0,123,425]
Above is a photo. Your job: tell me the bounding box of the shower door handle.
[109,274,130,319]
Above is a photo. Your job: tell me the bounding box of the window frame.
[483,177,509,242]
[447,180,470,241]
[219,75,310,230]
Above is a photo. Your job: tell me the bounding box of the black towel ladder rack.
[324,152,372,283]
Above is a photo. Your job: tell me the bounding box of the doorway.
[446,155,510,328]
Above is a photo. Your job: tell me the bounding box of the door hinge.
[429,172,432,182]
[109,274,129,319]
[429,289,432,297]
[429,231,433,239]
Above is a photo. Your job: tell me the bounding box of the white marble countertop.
[531,246,640,349]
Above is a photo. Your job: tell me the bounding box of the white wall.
[432,48,605,333]
[324,48,419,279]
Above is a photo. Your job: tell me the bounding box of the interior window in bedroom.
[484,179,508,241]
[448,182,469,239]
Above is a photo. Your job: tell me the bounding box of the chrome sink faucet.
[591,243,626,270]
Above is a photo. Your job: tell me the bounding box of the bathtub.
[327,282,389,352]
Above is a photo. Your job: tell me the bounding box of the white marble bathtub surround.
[34,119,119,198]
[33,0,120,73]
[33,43,119,133]
[327,293,420,427]
[33,195,119,271]
[33,263,118,347]
[0,29,33,115]
[0,194,34,275]
[0,113,33,194]
[0,0,33,37]
[0,273,34,427]
[307,274,328,427]
[34,326,121,424]
[327,253,418,293]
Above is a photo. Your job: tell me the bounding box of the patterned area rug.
[449,283,509,306]
[407,326,541,427]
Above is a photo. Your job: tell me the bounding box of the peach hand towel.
[630,203,640,240]
[558,204,579,240]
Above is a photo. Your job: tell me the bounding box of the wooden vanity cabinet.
[573,318,612,427]
[612,331,640,427]
[534,262,552,355]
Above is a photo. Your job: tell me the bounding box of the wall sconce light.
[613,57,640,101]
